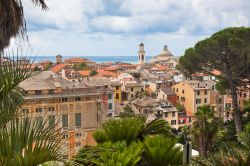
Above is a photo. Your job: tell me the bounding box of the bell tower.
[138,42,145,65]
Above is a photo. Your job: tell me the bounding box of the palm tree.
[75,117,176,166]
[74,141,143,166]
[0,117,64,165]
[0,52,65,165]
[142,135,183,166]
[0,0,48,51]
[191,105,220,157]
[94,117,172,145]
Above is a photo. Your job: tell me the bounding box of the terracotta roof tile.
[50,64,67,73]
[78,70,91,77]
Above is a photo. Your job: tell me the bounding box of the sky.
[11,0,250,57]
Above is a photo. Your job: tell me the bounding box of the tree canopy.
[179,27,250,133]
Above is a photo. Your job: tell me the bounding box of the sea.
[29,56,153,64]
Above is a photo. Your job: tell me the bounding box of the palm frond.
[0,116,65,165]
[103,118,143,145]
[142,135,182,166]
[0,0,48,51]
[138,119,173,141]
[30,0,48,10]
[0,49,34,126]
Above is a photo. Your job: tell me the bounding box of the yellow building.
[19,71,105,159]
[110,80,122,103]
[172,80,211,123]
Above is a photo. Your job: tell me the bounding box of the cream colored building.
[19,71,105,159]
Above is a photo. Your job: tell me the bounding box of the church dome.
[150,45,174,63]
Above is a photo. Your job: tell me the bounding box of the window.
[109,103,113,110]
[62,98,68,102]
[179,119,185,124]
[48,89,54,94]
[141,88,143,92]
[75,113,81,127]
[173,88,175,92]
[75,97,81,101]
[131,94,134,98]
[62,114,68,127]
[181,97,185,102]
[22,109,29,113]
[212,85,215,90]
[244,93,247,98]
[75,133,81,138]
[204,98,207,103]
[172,112,176,117]
[165,112,168,117]
[36,107,43,113]
[48,115,55,127]
[197,91,200,95]
[171,120,176,125]
[182,90,184,94]
[48,107,55,112]
[116,86,119,90]
[205,90,207,95]
[108,94,112,99]
[189,117,192,123]
[225,103,231,108]
[76,142,81,147]
[35,90,42,95]
[63,134,69,139]
[131,88,134,92]
[196,99,201,104]
[116,93,119,99]
[176,88,178,92]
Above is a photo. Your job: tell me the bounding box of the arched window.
[141,54,144,60]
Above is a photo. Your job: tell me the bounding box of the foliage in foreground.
[74,117,182,166]
[74,136,182,166]
[193,123,250,166]
[191,105,221,157]
[0,118,64,165]
[93,117,172,145]
[0,52,65,165]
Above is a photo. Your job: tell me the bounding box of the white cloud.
[10,0,250,57]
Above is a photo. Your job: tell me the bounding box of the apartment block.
[172,80,211,123]
[19,71,105,158]
[82,77,115,118]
